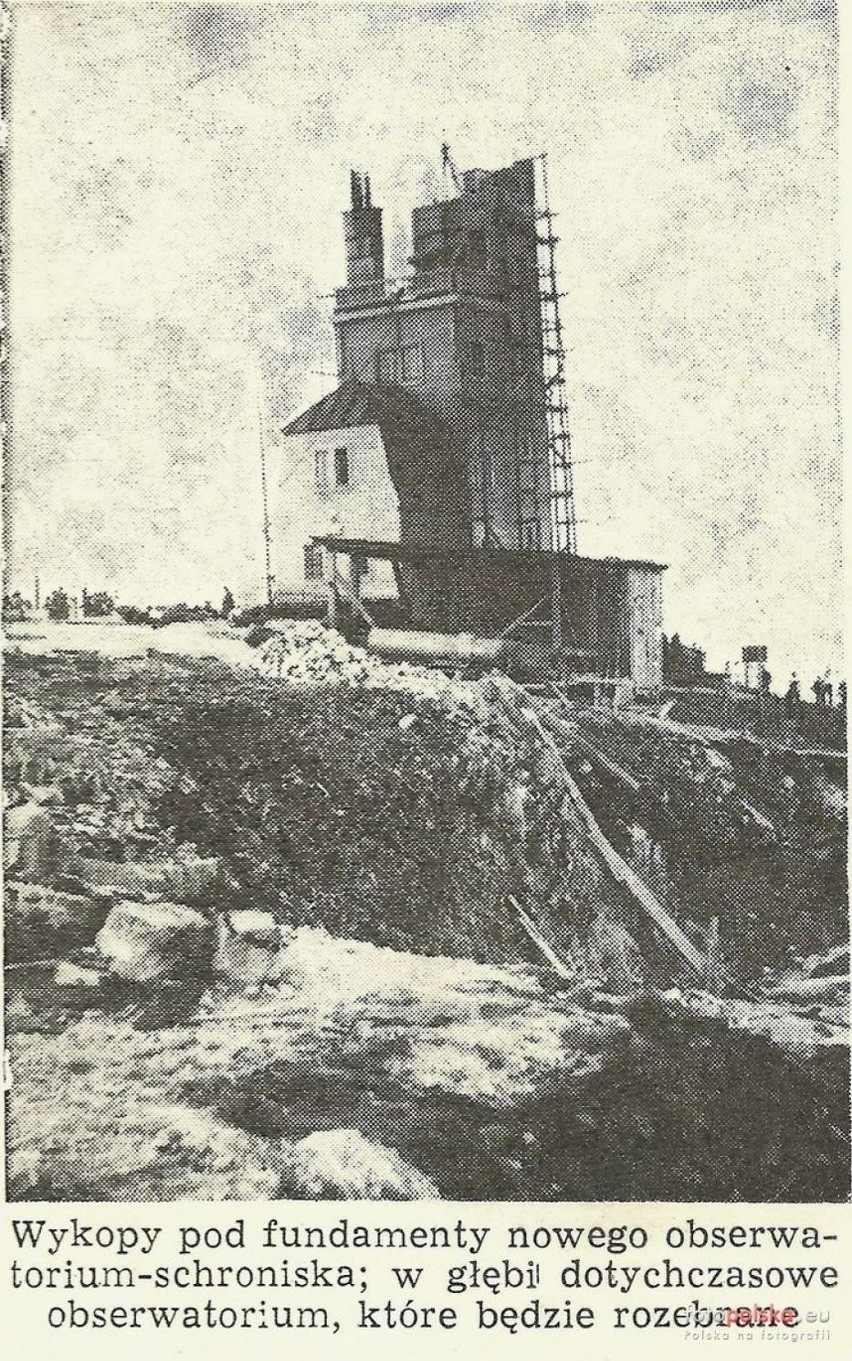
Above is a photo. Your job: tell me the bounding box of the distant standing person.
[759,666,772,694]
[812,676,825,706]
[838,680,847,711]
[785,674,800,716]
[222,586,235,617]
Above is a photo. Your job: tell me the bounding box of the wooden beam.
[507,894,575,981]
[332,567,376,628]
[390,559,410,612]
[536,684,643,791]
[498,594,550,640]
[325,552,338,630]
[559,767,705,974]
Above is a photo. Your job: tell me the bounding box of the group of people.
[785,673,846,712]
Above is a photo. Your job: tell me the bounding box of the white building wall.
[626,568,664,692]
[266,423,400,599]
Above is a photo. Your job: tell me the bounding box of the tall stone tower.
[332,158,554,551]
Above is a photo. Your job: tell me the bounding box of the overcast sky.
[7,0,841,682]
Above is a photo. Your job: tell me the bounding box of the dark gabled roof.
[280,378,468,536]
[281,378,446,444]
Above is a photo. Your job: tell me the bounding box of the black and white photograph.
[2,0,847,1208]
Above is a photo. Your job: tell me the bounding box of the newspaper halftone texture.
[3,1,846,1203]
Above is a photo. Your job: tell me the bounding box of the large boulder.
[289,1128,439,1199]
[96,901,214,983]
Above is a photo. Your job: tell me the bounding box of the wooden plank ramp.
[489,672,707,979]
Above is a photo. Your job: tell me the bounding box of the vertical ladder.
[536,153,577,554]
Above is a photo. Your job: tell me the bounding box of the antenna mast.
[257,378,274,605]
[440,142,465,196]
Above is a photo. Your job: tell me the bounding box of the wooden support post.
[326,550,338,630]
[349,555,362,600]
[561,766,706,974]
[333,565,376,629]
[550,563,564,652]
[390,558,410,616]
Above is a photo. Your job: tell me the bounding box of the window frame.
[333,446,350,488]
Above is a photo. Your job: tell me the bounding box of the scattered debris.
[249,620,482,710]
[3,626,848,1202]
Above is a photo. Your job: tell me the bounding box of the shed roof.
[312,534,667,574]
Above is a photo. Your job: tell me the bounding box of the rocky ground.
[3,620,849,1202]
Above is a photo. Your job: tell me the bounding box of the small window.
[314,450,329,497]
[334,447,350,487]
[304,543,324,580]
[377,348,398,383]
[401,343,423,383]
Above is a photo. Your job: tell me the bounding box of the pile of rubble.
[4,703,180,870]
[5,695,63,731]
[249,621,481,710]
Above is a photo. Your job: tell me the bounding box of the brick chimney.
[343,169,385,285]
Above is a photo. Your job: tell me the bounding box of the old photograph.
[3,0,847,1202]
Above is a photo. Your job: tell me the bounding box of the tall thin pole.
[257,378,273,606]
